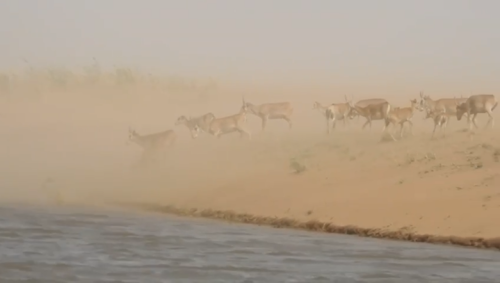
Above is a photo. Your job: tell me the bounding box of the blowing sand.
[1,87,499,249]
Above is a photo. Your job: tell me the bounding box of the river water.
[0,204,499,283]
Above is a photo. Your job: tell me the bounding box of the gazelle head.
[344,95,353,105]
[240,96,249,113]
[128,127,142,145]
[175,115,201,138]
[312,101,323,110]
[191,124,200,139]
[346,98,356,119]
[410,98,423,112]
[455,101,467,121]
[175,115,190,126]
[348,108,358,120]
[419,91,430,109]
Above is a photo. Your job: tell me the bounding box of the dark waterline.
[0,204,499,283]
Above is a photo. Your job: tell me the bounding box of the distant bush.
[0,59,219,99]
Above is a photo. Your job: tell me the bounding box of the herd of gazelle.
[128,93,497,162]
[127,97,294,163]
[313,93,497,140]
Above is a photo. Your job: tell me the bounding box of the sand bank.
[116,123,500,250]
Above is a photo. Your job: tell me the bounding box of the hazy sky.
[1,0,499,91]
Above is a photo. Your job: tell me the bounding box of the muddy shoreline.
[124,203,500,251]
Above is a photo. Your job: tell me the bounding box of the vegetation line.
[124,203,500,251]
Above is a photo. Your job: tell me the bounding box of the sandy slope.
[132,127,500,239]
[1,88,499,242]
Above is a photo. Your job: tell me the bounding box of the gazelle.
[204,98,251,139]
[425,108,449,138]
[313,101,330,117]
[419,92,467,120]
[244,100,293,131]
[128,127,177,166]
[314,96,354,133]
[351,101,392,131]
[384,99,423,140]
[324,101,354,133]
[456,94,498,130]
[351,98,388,121]
[175,112,215,139]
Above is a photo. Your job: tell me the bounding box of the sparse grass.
[424,152,436,161]
[401,151,436,166]
[493,149,500,162]
[289,158,307,174]
[472,161,483,169]
[404,153,416,165]
[481,143,494,150]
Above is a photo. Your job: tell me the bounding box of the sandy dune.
[1,88,499,247]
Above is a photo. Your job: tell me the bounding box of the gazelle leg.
[382,119,389,132]
[362,119,370,130]
[472,113,479,129]
[399,122,405,138]
[407,120,414,136]
[467,115,474,131]
[442,119,448,137]
[284,116,292,129]
[485,109,494,129]
[261,117,268,131]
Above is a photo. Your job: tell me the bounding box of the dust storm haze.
[1,1,500,242]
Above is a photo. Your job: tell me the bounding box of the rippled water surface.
[1,205,500,283]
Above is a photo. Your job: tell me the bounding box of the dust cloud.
[1,77,500,246]
[0,81,346,205]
